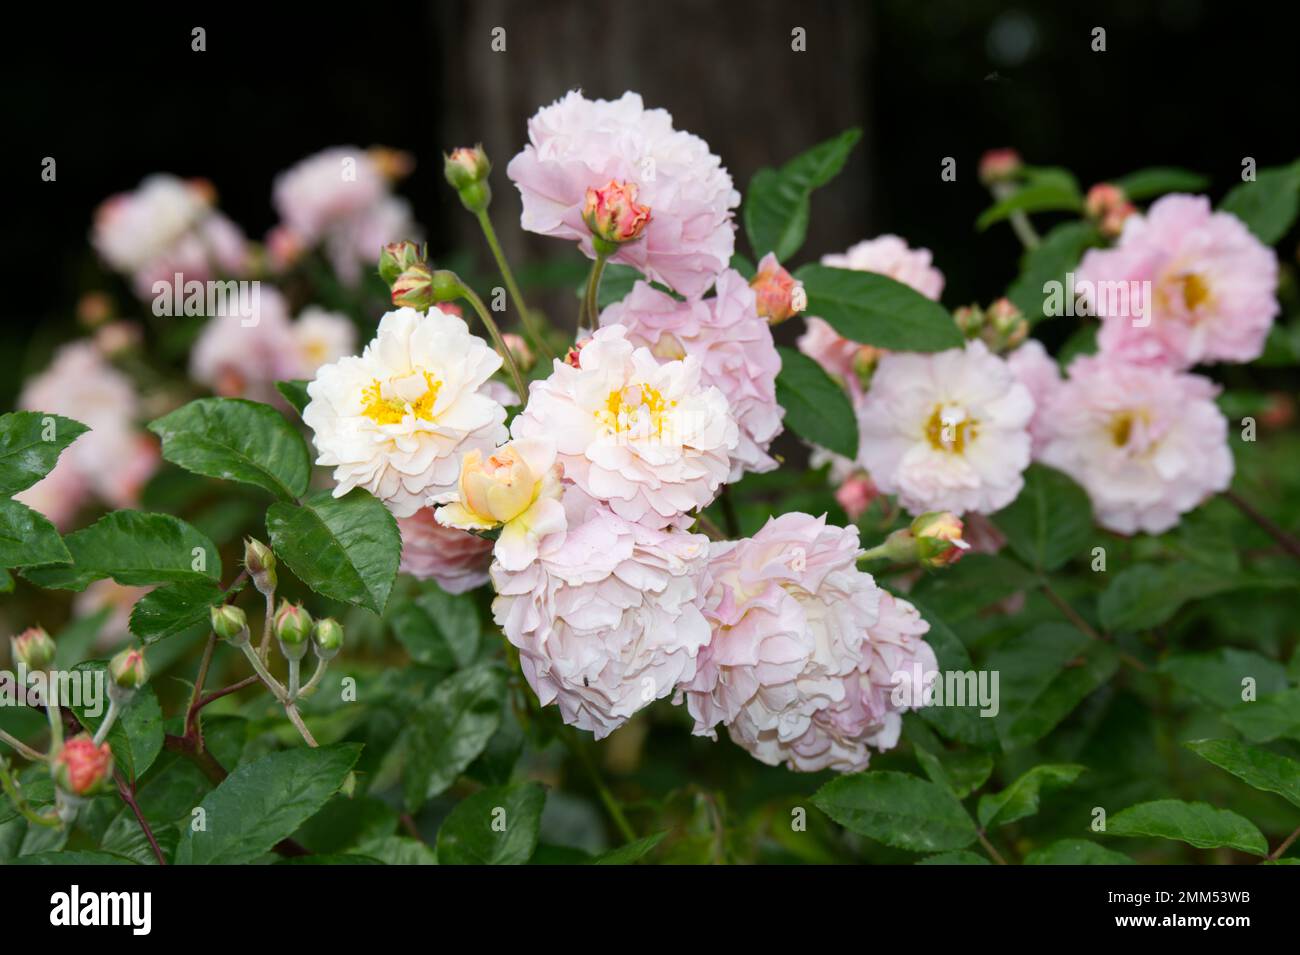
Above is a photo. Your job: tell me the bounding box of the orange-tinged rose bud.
[750,254,804,324]
[978,148,1022,186]
[457,446,539,526]
[369,146,415,181]
[53,735,114,797]
[912,511,969,568]
[582,180,651,250]
[835,474,878,522]
[564,339,588,368]
[444,145,491,189]
[1084,183,1135,238]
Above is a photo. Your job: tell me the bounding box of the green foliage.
[745,128,861,262]
[795,264,964,352]
[774,347,859,459]
[812,771,978,853]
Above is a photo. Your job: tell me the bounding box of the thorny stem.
[1039,579,1148,672]
[0,728,47,763]
[115,770,166,865]
[1225,489,1300,563]
[462,284,528,401]
[582,253,609,333]
[475,208,554,362]
[1267,823,1300,862]
[184,634,218,744]
[977,828,1009,865]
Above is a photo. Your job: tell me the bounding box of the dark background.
[4,0,1299,406]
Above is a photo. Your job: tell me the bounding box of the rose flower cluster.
[297,91,940,772]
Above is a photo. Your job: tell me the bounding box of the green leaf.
[913,743,994,799]
[977,167,1083,231]
[149,397,310,500]
[591,831,667,865]
[129,579,228,645]
[811,771,977,853]
[744,128,861,261]
[21,511,221,591]
[1220,161,1300,244]
[403,664,506,811]
[69,662,164,781]
[1185,739,1300,810]
[436,781,545,865]
[1099,563,1295,632]
[1157,649,1288,710]
[0,498,70,568]
[1107,799,1267,856]
[1223,689,1300,743]
[275,380,311,416]
[989,623,1119,751]
[908,598,998,749]
[774,347,858,459]
[14,850,138,865]
[992,464,1093,572]
[796,264,963,352]
[1112,167,1210,200]
[1007,222,1102,323]
[1024,839,1134,865]
[266,488,400,614]
[174,743,361,865]
[916,850,991,865]
[977,763,1085,829]
[0,411,88,496]
[390,586,481,669]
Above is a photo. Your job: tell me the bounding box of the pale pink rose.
[1005,338,1062,454]
[273,149,419,286]
[1078,194,1278,369]
[512,324,737,527]
[492,493,712,739]
[397,508,493,594]
[92,175,248,298]
[857,340,1034,516]
[18,341,157,516]
[678,513,936,772]
[1038,354,1233,534]
[834,473,878,521]
[821,235,946,301]
[507,91,739,299]
[600,269,783,480]
[190,287,299,403]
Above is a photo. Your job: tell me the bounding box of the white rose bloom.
[857,340,1034,516]
[512,324,738,527]
[303,307,508,517]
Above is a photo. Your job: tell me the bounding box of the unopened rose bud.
[109,646,149,691]
[210,604,249,645]
[444,145,491,191]
[501,333,534,372]
[94,321,141,357]
[188,178,218,206]
[953,304,984,337]
[243,537,277,596]
[274,601,313,661]
[853,345,883,391]
[582,180,651,254]
[53,735,114,797]
[450,446,540,528]
[912,511,970,569]
[978,148,1023,186]
[11,626,55,671]
[378,241,425,286]
[750,253,804,324]
[312,618,344,662]
[835,474,878,522]
[1084,183,1135,239]
[391,262,436,310]
[266,225,305,272]
[564,339,588,368]
[986,297,1028,349]
[76,291,114,328]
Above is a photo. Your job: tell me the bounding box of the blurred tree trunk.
[437,0,873,331]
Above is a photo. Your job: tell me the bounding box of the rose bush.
[2,91,1300,866]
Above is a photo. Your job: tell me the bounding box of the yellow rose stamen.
[595,383,676,437]
[925,404,976,454]
[361,371,443,426]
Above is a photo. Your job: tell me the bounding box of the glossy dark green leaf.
[1107,799,1267,856]
[796,264,963,352]
[0,411,88,496]
[992,464,1093,572]
[774,346,858,459]
[436,781,545,865]
[811,771,977,852]
[403,664,506,811]
[744,128,861,261]
[1185,739,1300,809]
[0,498,70,568]
[129,579,227,645]
[977,763,1085,829]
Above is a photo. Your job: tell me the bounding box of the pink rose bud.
[502,333,535,372]
[94,321,141,357]
[11,626,55,671]
[391,262,436,310]
[378,240,426,286]
[978,148,1023,186]
[188,178,218,206]
[53,734,114,797]
[109,646,149,691]
[564,339,588,368]
[243,537,278,596]
[853,345,883,390]
[1084,183,1135,238]
[835,474,878,522]
[444,145,491,190]
[911,511,970,569]
[582,180,651,251]
[986,297,1028,348]
[749,253,804,324]
[76,291,113,328]
[266,225,305,271]
[274,601,313,661]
